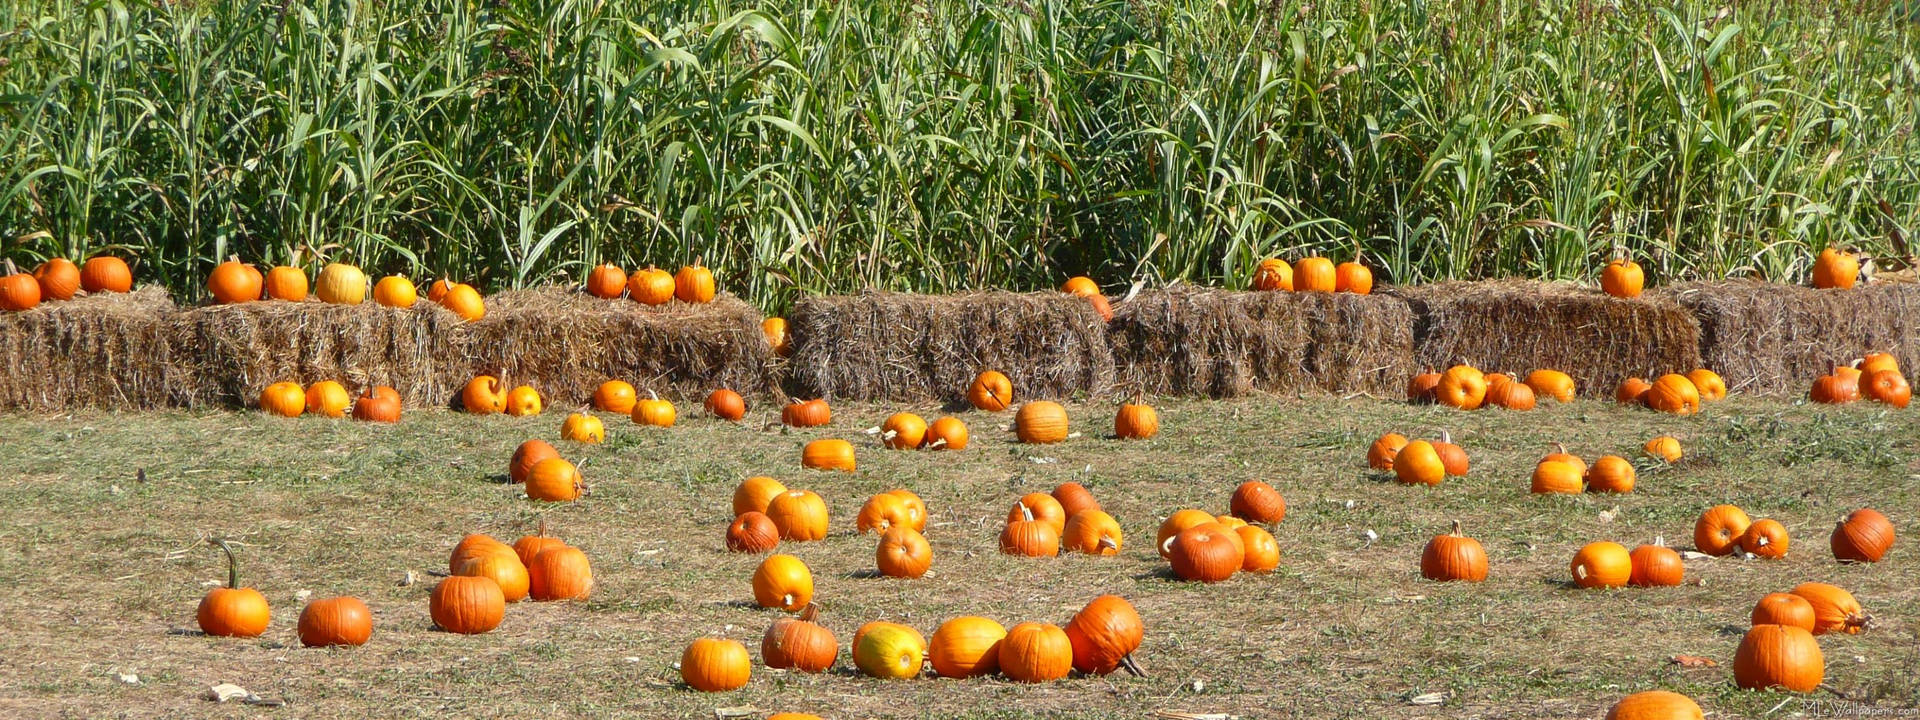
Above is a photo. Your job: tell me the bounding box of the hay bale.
[171,300,470,408]
[1107,288,1415,398]
[1385,280,1701,396]
[0,287,187,411]
[460,289,779,405]
[787,291,1113,403]
[1659,280,1920,395]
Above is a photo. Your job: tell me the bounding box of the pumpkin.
[269,270,319,304]
[856,493,913,534]
[1434,432,1470,476]
[929,616,1007,678]
[367,276,413,308]
[514,524,566,567]
[258,381,306,417]
[457,551,530,603]
[560,413,604,444]
[727,512,781,553]
[692,388,742,421]
[1236,525,1280,572]
[462,376,507,414]
[449,533,516,573]
[1334,261,1373,294]
[297,596,373,647]
[1229,481,1287,524]
[1213,514,1248,533]
[627,266,675,305]
[313,263,367,305]
[1114,402,1159,439]
[1392,440,1445,486]
[680,638,751,691]
[673,261,715,303]
[767,490,829,541]
[781,398,831,427]
[1733,624,1824,691]
[926,416,970,450]
[1366,433,1408,470]
[509,439,559,484]
[852,621,925,679]
[1292,257,1336,292]
[752,554,813,610]
[1168,523,1243,582]
[762,317,791,356]
[586,263,627,299]
[429,575,505,634]
[1064,595,1144,676]
[1407,369,1442,403]
[762,604,837,673]
[1420,522,1488,582]
[427,279,452,302]
[1642,374,1701,415]
[1006,494,1067,535]
[1063,510,1124,555]
[1627,543,1684,587]
[1061,276,1101,297]
[1831,508,1895,563]
[875,526,933,578]
[528,545,593,601]
[1251,258,1293,291]
[888,489,929,531]
[1616,377,1652,404]
[1015,401,1070,443]
[1000,505,1062,557]
[1585,455,1635,493]
[1863,369,1911,407]
[632,394,677,427]
[1810,372,1861,404]
[207,257,263,304]
[1156,509,1216,559]
[1435,365,1488,410]
[1790,582,1868,635]
[1484,375,1537,410]
[1686,369,1727,401]
[1811,246,1859,289]
[732,476,789,517]
[1604,690,1703,720]
[968,370,1013,411]
[1751,593,1817,631]
[882,412,929,449]
[1860,352,1900,376]
[1644,436,1683,462]
[1051,482,1101,518]
[351,388,401,423]
[438,282,486,321]
[1524,369,1576,403]
[525,458,583,502]
[800,439,855,472]
[32,258,79,300]
[80,256,133,293]
[1600,258,1644,298]
[1739,519,1789,559]
[998,622,1073,683]
[197,539,271,637]
[305,381,351,418]
[1085,292,1114,321]
[1693,505,1752,556]
[593,380,637,413]
[504,385,543,416]
[1570,541,1632,588]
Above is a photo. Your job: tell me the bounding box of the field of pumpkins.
[1,258,1917,719]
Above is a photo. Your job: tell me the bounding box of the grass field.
[1,395,1915,718]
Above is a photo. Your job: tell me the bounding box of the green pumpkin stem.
[210,537,242,589]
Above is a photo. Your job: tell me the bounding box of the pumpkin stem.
[1449,520,1463,537]
[1439,430,1453,445]
[1017,503,1034,523]
[799,603,818,623]
[1120,654,1147,677]
[3,259,16,275]
[209,537,242,589]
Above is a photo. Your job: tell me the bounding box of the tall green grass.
[2,0,1915,309]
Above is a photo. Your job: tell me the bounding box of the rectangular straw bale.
[1107,288,1415,397]
[0,287,187,411]
[171,299,470,408]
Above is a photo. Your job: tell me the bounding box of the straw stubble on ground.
[0,397,1914,718]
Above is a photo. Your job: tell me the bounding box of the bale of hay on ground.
[460,289,780,406]
[171,299,471,408]
[1658,280,1920,395]
[786,291,1113,403]
[1107,288,1415,398]
[1385,280,1701,396]
[0,287,188,411]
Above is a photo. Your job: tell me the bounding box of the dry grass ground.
[0,396,1915,719]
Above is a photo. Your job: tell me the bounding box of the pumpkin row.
[258,381,405,422]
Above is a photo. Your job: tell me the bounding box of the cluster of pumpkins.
[1154,482,1287,582]
[508,439,587,501]
[580,261,715,305]
[1248,256,1374,294]
[1369,431,1471,485]
[200,259,486,321]
[1613,370,1728,414]
[997,484,1124,558]
[1408,366,1577,410]
[0,255,135,311]
[256,380,403,422]
[432,528,593,635]
[1810,353,1911,407]
[194,538,373,647]
[1734,579,1877,693]
[1529,445,1639,494]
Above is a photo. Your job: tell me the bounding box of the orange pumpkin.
[800,439,855,472]
[1584,455,1636,494]
[593,380,638,413]
[1751,593,1816,631]
[732,476,789,517]
[926,416,969,450]
[1791,582,1868,635]
[1366,433,1408,470]
[1421,521,1488,582]
[257,381,306,417]
[781,398,831,427]
[752,554,814,610]
[1627,543,1684,587]
[32,257,80,301]
[297,596,373,647]
[1051,482,1101,518]
[1434,365,1488,410]
[1863,369,1911,408]
[1531,459,1585,494]
[437,283,486,321]
[586,263,627,299]
[206,257,263,304]
[263,265,308,301]
[1686,369,1727,401]
[1615,377,1652,404]
[462,376,507,414]
[968,370,1013,411]
[1644,435,1683,462]
[429,575,504,634]
[1292,257,1336,292]
[1407,369,1442,403]
[197,539,271,637]
[1739,518,1790,559]
[762,317,791,356]
[1641,374,1701,415]
[766,490,830,541]
[875,526,933,579]
[1333,262,1373,294]
[1251,258,1293,291]
[1167,523,1243,582]
[1693,505,1752,556]
[882,412,929,449]
[680,638,751,692]
[304,381,352,418]
[1015,401,1070,443]
[1733,624,1824,691]
[627,266,675,305]
[1604,690,1703,720]
[525,458,583,502]
[727,511,781,553]
[527,545,593,601]
[509,439,559,484]
[997,622,1073,683]
[1060,276,1100,297]
[1062,510,1124,555]
[80,256,134,293]
[928,616,1007,678]
[1524,369,1576,403]
[1811,247,1859,289]
[1392,440,1445,486]
[1229,480,1287,524]
[705,388,746,421]
[1600,258,1644,298]
[1830,508,1896,563]
[1570,541,1632,588]
[673,261,716,303]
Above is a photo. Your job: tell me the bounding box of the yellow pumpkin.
[314,263,368,305]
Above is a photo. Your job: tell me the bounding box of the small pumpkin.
[456,550,531,603]
[462,376,507,414]
[509,439,560,484]
[586,263,627,299]
[1830,508,1895,563]
[752,554,814,610]
[1168,523,1243,582]
[1392,440,1445,486]
[705,388,745,421]
[1292,257,1337,292]
[875,526,933,579]
[449,534,516,573]
[304,380,352,418]
[1062,510,1124,555]
[1811,372,1861,404]
[437,282,486,321]
[1015,401,1070,443]
[1790,582,1868,635]
[1000,505,1062,557]
[427,279,452,302]
[1484,375,1537,410]
[732,476,789,517]
[1434,365,1489,410]
[1686,369,1727,401]
[429,575,505,634]
[297,596,373,647]
[1064,595,1144,676]
[1334,261,1373,294]
[1751,593,1816,631]
[888,489,928,531]
[1693,505,1752,556]
[998,622,1073,683]
[1627,543,1684,587]
[1863,369,1911,408]
[852,621,925,680]
[762,317,791,356]
[673,261,715,303]
[762,604,837,673]
[513,523,566,568]
[1434,432,1470,476]
[1524,369,1576,403]
[781,398,831,427]
[929,616,1007,678]
[313,263,368,305]
[560,413,605,444]
[1641,374,1701,415]
[1739,519,1790,559]
[1600,258,1644,298]
[1860,352,1901,376]
[1085,292,1113,321]
[800,438,855,472]
[207,257,263,304]
[1733,624,1824,692]
[1570,541,1632,588]
[680,638,751,692]
[528,545,592,601]
[372,275,416,308]
[1644,436,1683,462]
[351,387,401,423]
[1420,521,1487,582]
[1531,459,1585,494]
[1229,481,1287,524]
[926,416,970,450]
[1236,525,1280,572]
[1006,493,1067,535]
[1251,258,1293,291]
[524,458,583,502]
[882,412,929,449]
[258,381,306,417]
[1585,455,1636,493]
[1061,276,1100,297]
[1156,509,1216,559]
[1811,246,1859,289]
[626,266,675,305]
[727,512,781,553]
[968,370,1013,411]
[1407,369,1442,404]
[80,256,133,293]
[1604,690,1703,720]
[767,490,830,541]
[593,380,637,413]
[856,493,913,534]
[504,385,543,417]
[1051,482,1101,518]
[1366,432,1408,470]
[1114,401,1159,440]
[1615,376,1652,404]
[197,539,271,637]
[32,257,79,301]
[632,394,677,427]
